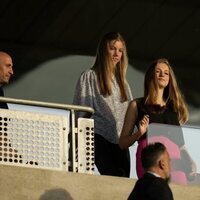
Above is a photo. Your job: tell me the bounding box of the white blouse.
[73,69,133,144]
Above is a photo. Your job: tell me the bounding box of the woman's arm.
[73,70,95,118]
[119,100,149,149]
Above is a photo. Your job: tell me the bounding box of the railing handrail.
[0,97,94,114]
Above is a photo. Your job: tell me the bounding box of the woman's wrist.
[135,131,142,140]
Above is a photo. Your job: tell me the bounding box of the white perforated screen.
[0,109,69,171]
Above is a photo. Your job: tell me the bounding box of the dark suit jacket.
[0,87,8,109]
[128,173,174,200]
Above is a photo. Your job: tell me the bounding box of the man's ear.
[158,158,165,170]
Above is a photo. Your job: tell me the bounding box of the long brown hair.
[92,32,129,102]
[144,58,188,124]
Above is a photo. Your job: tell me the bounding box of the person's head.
[0,51,14,85]
[94,32,128,70]
[93,32,129,101]
[144,58,188,123]
[141,142,171,182]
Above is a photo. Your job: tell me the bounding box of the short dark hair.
[141,142,166,170]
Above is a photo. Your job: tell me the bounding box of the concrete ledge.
[0,165,200,200]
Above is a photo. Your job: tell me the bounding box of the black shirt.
[128,173,174,200]
[0,87,8,109]
[135,97,185,147]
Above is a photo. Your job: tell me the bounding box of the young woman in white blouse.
[73,32,133,177]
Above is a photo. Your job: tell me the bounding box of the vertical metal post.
[71,109,76,172]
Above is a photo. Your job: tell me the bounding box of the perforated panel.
[0,108,69,171]
[77,118,94,174]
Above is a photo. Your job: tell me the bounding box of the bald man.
[0,51,14,108]
[0,52,23,163]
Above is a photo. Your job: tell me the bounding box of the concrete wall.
[0,165,200,200]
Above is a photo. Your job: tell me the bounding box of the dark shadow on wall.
[39,188,74,200]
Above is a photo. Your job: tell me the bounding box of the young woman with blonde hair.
[119,58,196,184]
[73,32,133,177]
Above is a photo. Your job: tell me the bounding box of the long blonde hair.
[92,32,129,102]
[144,58,188,124]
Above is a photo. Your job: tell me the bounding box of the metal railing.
[0,97,95,174]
